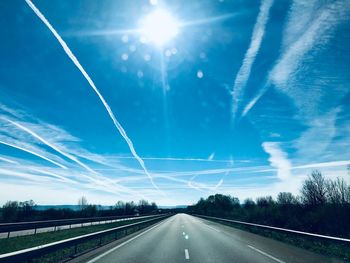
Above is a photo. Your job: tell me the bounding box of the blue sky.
[0,0,349,206]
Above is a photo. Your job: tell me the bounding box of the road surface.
[78,214,341,263]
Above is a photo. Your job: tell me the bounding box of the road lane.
[84,214,342,263]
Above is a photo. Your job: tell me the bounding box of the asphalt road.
[84,214,342,263]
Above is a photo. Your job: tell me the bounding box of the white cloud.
[262,142,292,180]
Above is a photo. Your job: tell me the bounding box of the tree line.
[187,170,350,238]
[0,197,159,222]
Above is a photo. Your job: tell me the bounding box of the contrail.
[111,156,232,163]
[29,167,77,184]
[25,0,159,190]
[0,156,19,164]
[0,168,60,183]
[0,140,67,169]
[231,0,274,120]
[241,84,269,117]
[2,117,142,196]
[6,118,96,174]
[2,118,144,196]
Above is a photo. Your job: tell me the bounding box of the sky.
[0,0,349,206]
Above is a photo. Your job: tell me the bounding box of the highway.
[79,214,341,263]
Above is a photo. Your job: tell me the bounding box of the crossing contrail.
[25,0,159,190]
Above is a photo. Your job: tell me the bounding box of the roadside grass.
[203,217,350,262]
[0,217,147,255]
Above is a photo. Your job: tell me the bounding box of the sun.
[139,9,179,46]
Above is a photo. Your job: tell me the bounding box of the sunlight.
[139,9,179,46]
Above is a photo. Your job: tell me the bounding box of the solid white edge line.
[184,249,190,260]
[248,245,286,263]
[86,217,172,263]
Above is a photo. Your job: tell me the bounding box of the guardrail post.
[7,231,10,238]
[34,228,37,235]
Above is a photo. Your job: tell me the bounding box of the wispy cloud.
[0,104,154,199]
[293,109,339,160]
[0,139,67,169]
[262,142,291,180]
[25,0,159,190]
[269,2,346,91]
[0,156,18,164]
[1,104,234,198]
[231,0,274,119]
[242,0,350,117]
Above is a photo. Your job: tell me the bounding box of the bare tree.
[2,201,19,221]
[277,192,298,205]
[326,177,349,204]
[78,196,88,211]
[256,196,274,208]
[301,170,327,206]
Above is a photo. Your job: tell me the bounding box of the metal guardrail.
[0,214,171,262]
[194,214,350,243]
[0,214,162,238]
